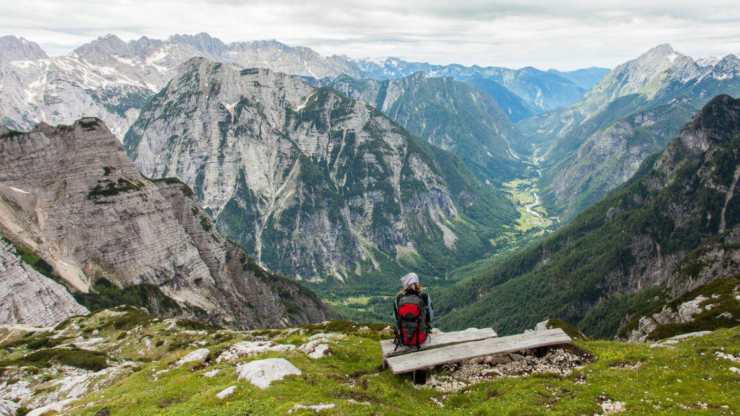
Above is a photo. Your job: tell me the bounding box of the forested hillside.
[436,95,740,337]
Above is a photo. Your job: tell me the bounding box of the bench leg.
[412,369,427,385]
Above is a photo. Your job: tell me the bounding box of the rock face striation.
[125,58,516,283]
[0,239,88,326]
[437,95,740,337]
[0,118,329,328]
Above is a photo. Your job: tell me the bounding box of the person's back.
[393,273,433,348]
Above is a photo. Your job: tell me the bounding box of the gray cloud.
[2,0,739,69]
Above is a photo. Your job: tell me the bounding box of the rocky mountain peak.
[0,35,48,61]
[641,43,676,59]
[129,35,164,56]
[169,32,227,56]
[576,44,701,117]
[74,33,130,58]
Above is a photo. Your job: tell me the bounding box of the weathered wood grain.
[386,328,572,374]
[380,328,498,358]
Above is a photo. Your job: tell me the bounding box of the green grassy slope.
[1,310,737,415]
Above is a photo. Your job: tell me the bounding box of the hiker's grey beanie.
[400,272,420,288]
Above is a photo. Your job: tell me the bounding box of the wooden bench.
[380,327,498,359]
[384,328,572,375]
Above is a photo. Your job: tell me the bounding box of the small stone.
[95,409,111,416]
[217,341,295,362]
[176,348,210,367]
[203,369,221,378]
[216,385,236,399]
[236,358,301,389]
[714,351,740,363]
[289,403,336,413]
[600,399,626,414]
[0,400,20,416]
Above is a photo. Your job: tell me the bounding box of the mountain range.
[0,32,607,141]
[124,58,517,288]
[0,31,738,342]
[526,44,740,220]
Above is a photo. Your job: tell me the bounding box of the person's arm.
[424,293,434,326]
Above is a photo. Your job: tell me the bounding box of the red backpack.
[394,293,430,349]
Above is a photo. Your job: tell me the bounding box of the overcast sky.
[2,0,739,70]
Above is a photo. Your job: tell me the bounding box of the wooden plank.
[380,328,497,358]
[386,328,572,374]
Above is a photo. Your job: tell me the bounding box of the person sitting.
[393,272,433,349]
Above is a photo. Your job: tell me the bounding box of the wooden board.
[386,328,572,374]
[380,328,497,358]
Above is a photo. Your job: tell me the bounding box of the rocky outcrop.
[0,118,329,328]
[125,58,516,282]
[236,358,302,389]
[624,276,740,341]
[0,239,87,326]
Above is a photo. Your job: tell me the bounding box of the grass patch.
[0,347,108,371]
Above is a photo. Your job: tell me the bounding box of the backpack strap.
[392,294,403,349]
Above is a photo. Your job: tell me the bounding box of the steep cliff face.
[545,99,697,219]
[327,73,526,180]
[0,238,87,326]
[0,118,329,329]
[437,95,740,337]
[125,58,516,284]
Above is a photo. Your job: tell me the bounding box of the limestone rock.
[599,399,626,415]
[0,118,329,329]
[289,403,336,413]
[299,341,331,360]
[0,33,363,140]
[216,385,236,400]
[236,358,301,389]
[203,369,221,378]
[125,57,509,282]
[176,348,210,367]
[0,239,88,326]
[0,400,19,416]
[216,341,296,363]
